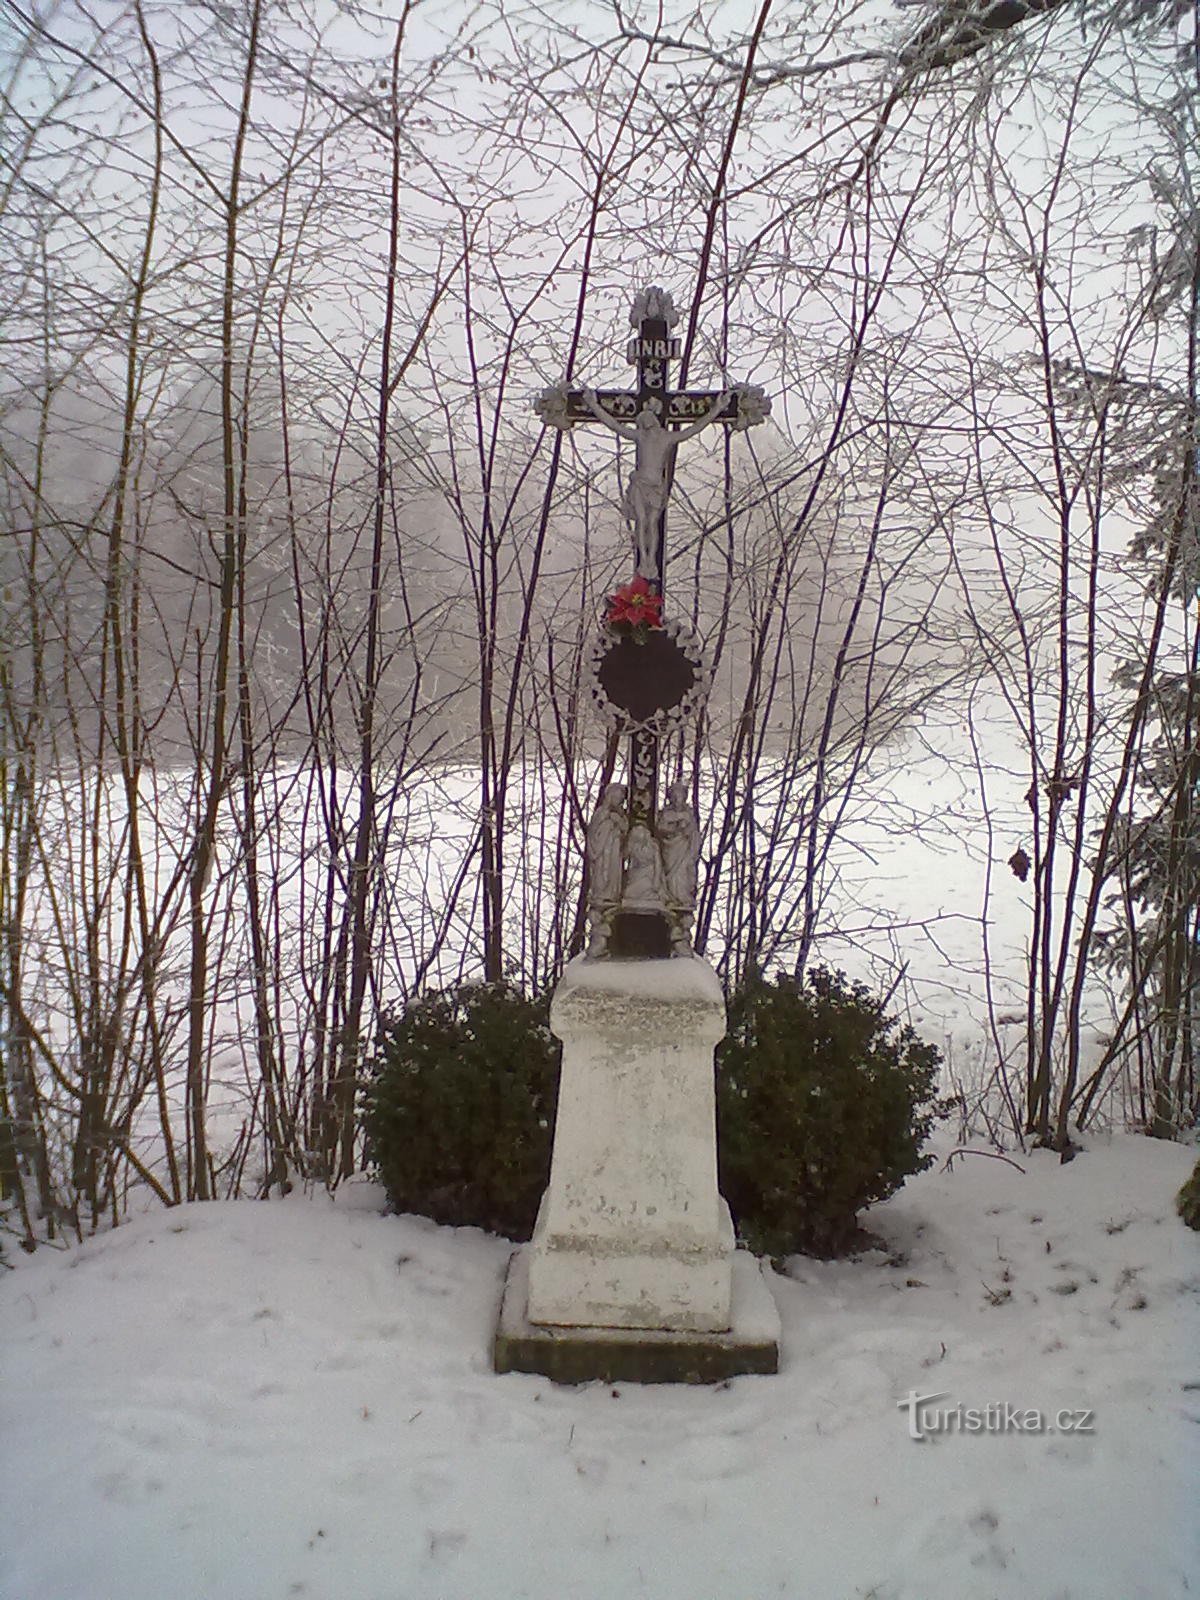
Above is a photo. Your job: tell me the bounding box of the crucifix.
[536,286,769,956]
[536,286,770,595]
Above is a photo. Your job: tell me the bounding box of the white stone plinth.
[495,1246,781,1384]
[526,954,734,1333]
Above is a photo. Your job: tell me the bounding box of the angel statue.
[584,783,628,958]
[657,781,701,955]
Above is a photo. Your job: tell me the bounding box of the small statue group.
[584,782,701,959]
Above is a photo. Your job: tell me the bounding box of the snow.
[557,951,725,1005]
[4,1133,1197,1600]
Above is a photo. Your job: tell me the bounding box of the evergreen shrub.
[717,967,949,1258]
[361,982,559,1241]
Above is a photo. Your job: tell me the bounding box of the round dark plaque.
[588,617,710,736]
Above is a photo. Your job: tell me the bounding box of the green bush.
[361,982,560,1241]
[717,967,949,1258]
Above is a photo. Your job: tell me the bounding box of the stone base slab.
[494,1245,781,1385]
[526,1198,735,1332]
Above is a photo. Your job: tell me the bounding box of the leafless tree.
[2,0,1194,1240]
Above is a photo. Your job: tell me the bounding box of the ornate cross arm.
[535,379,771,433]
[668,389,737,440]
[577,386,639,439]
[727,383,771,431]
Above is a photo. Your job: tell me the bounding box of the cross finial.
[630,286,678,331]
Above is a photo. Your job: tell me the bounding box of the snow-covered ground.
[4,1131,1197,1600]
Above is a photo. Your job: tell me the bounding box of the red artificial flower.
[605,575,663,630]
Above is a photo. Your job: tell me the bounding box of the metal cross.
[536,286,770,593]
[535,286,770,870]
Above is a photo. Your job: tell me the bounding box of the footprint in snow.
[1046,1432,1095,1465]
[317,1346,364,1373]
[919,1507,1008,1573]
[673,1434,755,1482]
[93,1467,166,1505]
[570,1452,610,1484]
[410,1468,454,1506]
[427,1529,467,1559]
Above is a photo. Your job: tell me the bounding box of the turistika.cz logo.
[897,1391,1095,1441]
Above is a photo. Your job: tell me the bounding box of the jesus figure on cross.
[578,389,732,578]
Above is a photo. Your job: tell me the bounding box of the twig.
[942,1147,1027,1174]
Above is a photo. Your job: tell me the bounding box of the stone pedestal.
[493,955,780,1383]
